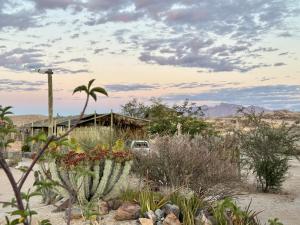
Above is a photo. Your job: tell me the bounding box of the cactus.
[44,153,133,203]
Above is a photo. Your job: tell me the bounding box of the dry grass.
[70,126,111,149]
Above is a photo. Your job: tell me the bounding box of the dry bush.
[133,134,240,195]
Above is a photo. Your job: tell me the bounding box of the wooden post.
[54,119,57,135]
[31,122,34,136]
[68,117,71,140]
[31,122,34,152]
[94,111,97,127]
[47,71,54,136]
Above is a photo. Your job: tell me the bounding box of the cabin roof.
[22,113,150,129]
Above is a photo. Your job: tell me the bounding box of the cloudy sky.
[0,0,300,115]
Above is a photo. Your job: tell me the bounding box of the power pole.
[47,70,53,136]
[38,69,54,136]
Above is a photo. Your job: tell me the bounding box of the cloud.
[278,52,289,56]
[0,12,37,30]
[138,35,273,72]
[69,57,89,63]
[163,85,300,111]
[0,79,46,86]
[278,31,293,37]
[273,62,286,66]
[0,48,45,71]
[0,0,298,72]
[70,33,80,39]
[0,79,46,92]
[105,83,159,92]
[94,48,108,54]
[55,68,90,74]
[169,82,224,89]
[50,37,62,43]
[31,0,78,10]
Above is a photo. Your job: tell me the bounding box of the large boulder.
[155,208,165,221]
[99,200,110,215]
[115,202,141,221]
[163,204,180,218]
[64,207,82,220]
[195,211,215,225]
[139,218,154,225]
[145,210,157,223]
[163,213,181,225]
[107,199,123,210]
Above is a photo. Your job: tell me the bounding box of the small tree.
[239,111,300,192]
[121,98,210,136]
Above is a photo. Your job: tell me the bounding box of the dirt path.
[236,159,300,225]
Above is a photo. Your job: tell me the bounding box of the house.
[21,112,150,138]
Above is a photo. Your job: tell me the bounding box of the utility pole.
[38,69,54,136]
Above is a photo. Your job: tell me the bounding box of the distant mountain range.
[9,103,294,124]
[201,103,270,118]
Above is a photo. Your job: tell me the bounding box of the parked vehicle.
[126,140,150,155]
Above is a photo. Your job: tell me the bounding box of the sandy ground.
[1,159,300,224]
[0,159,140,224]
[236,159,300,225]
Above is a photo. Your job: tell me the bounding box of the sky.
[0,0,300,115]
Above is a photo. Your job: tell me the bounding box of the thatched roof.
[22,113,150,129]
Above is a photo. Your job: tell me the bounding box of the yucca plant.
[170,192,204,225]
[139,189,169,214]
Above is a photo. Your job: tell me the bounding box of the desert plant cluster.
[1,80,298,225]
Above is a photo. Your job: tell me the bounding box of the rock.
[163,213,181,225]
[97,210,139,225]
[155,209,165,220]
[99,200,109,215]
[163,204,180,218]
[145,210,157,223]
[139,218,154,225]
[64,207,82,220]
[6,158,19,167]
[53,198,70,212]
[107,199,123,210]
[195,211,214,225]
[157,221,163,225]
[115,202,141,221]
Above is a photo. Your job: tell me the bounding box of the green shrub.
[121,189,205,224]
[268,218,284,225]
[239,111,300,192]
[22,144,31,152]
[212,198,260,225]
[170,192,204,225]
[121,188,169,214]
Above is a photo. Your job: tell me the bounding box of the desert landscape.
[1,0,300,224]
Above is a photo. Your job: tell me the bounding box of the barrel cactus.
[47,146,133,203]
